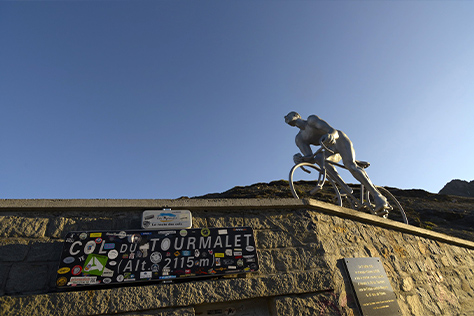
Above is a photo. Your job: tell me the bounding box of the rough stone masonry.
[0,198,473,315]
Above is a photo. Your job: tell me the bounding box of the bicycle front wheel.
[289,162,343,206]
[366,186,409,224]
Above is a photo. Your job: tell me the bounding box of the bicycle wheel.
[366,186,409,224]
[289,162,343,206]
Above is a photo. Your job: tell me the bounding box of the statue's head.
[284,111,301,126]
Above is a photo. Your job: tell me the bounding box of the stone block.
[0,239,29,262]
[5,263,49,295]
[271,248,303,272]
[256,230,294,249]
[0,216,48,238]
[272,292,344,316]
[26,240,63,262]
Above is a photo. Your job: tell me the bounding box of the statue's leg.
[315,152,353,195]
[335,132,388,214]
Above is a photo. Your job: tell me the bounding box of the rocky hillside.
[194,180,474,242]
[439,179,474,197]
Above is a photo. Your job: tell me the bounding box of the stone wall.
[1,198,473,316]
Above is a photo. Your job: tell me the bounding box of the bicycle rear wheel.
[289,163,343,206]
[366,186,409,224]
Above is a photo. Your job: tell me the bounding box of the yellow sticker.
[214,253,225,258]
[90,233,102,237]
[57,267,71,274]
[56,277,68,287]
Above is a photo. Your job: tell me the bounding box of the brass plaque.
[344,257,401,316]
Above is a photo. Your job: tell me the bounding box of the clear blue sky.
[1,1,473,199]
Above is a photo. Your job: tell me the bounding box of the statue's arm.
[295,136,315,163]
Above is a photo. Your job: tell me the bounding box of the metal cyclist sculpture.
[285,111,391,216]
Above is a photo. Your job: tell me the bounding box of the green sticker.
[83,254,108,276]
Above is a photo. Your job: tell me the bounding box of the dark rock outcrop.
[195,180,474,242]
[439,179,474,197]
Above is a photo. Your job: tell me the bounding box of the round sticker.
[150,252,162,263]
[246,246,255,252]
[118,231,126,239]
[116,275,124,282]
[109,261,117,266]
[143,221,150,228]
[201,228,210,237]
[71,265,82,276]
[102,278,112,284]
[161,238,171,251]
[79,232,88,240]
[84,240,96,254]
[57,267,70,274]
[95,237,103,244]
[108,249,119,260]
[56,277,67,287]
[180,229,188,237]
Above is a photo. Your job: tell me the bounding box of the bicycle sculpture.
[285,112,408,224]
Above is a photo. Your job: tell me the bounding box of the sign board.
[343,257,401,316]
[142,209,192,229]
[56,227,258,288]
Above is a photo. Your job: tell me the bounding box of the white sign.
[142,210,192,229]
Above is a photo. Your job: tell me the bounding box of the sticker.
[116,275,124,282]
[129,234,141,244]
[79,233,88,240]
[216,258,221,266]
[237,259,244,267]
[151,264,160,272]
[140,271,152,279]
[118,231,126,239]
[150,252,162,263]
[218,229,228,235]
[195,249,200,257]
[161,238,171,251]
[95,238,103,244]
[90,233,102,238]
[109,261,117,266]
[103,278,112,284]
[63,257,75,264]
[108,249,118,260]
[69,276,97,285]
[215,253,224,258]
[182,250,191,256]
[174,251,180,257]
[84,240,96,254]
[83,254,108,276]
[180,229,188,237]
[102,267,114,277]
[57,267,71,274]
[225,249,232,256]
[142,221,150,228]
[201,228,210,237]
[104,243,115,250]
[56,277,67,287]
[246,246,255,252]
[71,265,82,275]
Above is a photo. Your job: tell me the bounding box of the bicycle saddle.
[356,160,370,169]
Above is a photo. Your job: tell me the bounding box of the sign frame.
[56,227,258,289]
[343,257,401,316]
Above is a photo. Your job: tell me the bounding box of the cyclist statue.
[284,111,389,215]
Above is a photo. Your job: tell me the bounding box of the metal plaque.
[343,257,401,316]
[142,209,192,229]
[56,227,258,288]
